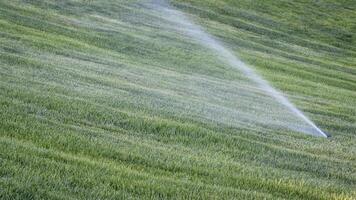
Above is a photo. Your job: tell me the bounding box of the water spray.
[150,1,329,138]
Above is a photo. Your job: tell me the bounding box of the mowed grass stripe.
[2,136,353,200]
[173,0,356,55]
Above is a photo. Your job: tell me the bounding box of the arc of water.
[150,1,329,137]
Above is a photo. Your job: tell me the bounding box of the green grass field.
[0,0,355,199]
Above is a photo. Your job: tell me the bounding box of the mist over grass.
[147,1,329,137]
[0,0,355,199]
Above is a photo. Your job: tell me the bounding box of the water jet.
[150,0,329,138]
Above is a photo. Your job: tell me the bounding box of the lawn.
[0,0,355,199]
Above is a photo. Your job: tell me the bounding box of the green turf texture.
[0,0,355,199]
